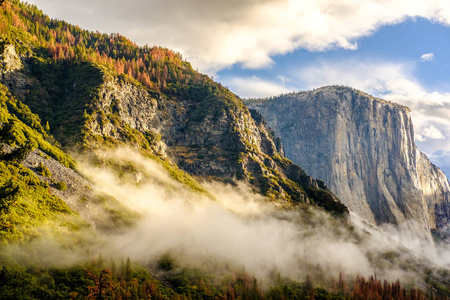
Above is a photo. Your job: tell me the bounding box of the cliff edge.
[246,86,450,246]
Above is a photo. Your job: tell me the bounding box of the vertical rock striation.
[246,86,450,245]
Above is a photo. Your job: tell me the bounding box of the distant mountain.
[246,86,450,246]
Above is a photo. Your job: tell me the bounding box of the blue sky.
[27,0,450,176]
[219,18,450,94]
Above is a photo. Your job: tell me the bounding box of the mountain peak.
[247,87,450,246]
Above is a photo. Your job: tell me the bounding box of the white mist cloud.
[73,148,444,283]
[78,148,372,278]
[422,125,445,140]
[225,76,293,98]
[420,53,435,61]
[294,59,450,167]
[3,147,445,286]
[26,0,450,73]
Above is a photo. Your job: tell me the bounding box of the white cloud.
[27,0,450,73]
[420,53,434,61]
[295,60,410,93]
[225,76,293,98]
[276,75,291,85]
[422,125,445,139]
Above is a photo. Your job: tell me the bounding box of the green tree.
[1,140,36,163]
[125,257,132,281]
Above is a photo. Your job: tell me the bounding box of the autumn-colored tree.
[87,269,115,300]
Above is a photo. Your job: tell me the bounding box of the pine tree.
[111,261,117,279]
[304,275,314,300]
[97,253,104,269]
[125,257,132,281]
[120,258,125,280]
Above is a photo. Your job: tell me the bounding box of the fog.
[2,146,446,290]
[70,148,443,285]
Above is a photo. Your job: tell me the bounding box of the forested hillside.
[0,0,348,213]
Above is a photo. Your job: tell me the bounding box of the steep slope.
[23,60,346,215]
[246,86,450,245]
[0,79,88,245]
[0,1,347,216]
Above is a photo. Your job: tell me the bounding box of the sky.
[26,0,450,176]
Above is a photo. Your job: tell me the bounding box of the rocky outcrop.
[0,43,22,73]
[2,143,137,233]
[0,41,28,96]
[89,77,347,215]
[246,86,450,244]
[1,42,347,216]
[417,151,450,242]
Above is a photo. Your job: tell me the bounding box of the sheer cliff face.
[246,86,450,244]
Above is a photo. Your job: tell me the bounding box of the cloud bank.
[75,149,375,279]
[27,0,450,72]
[73,148,448,283]
[225,76,293,98]
[3,147,448,289]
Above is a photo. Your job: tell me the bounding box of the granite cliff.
[246,86,450,245]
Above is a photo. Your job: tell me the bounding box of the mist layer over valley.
[4,148,448,292]
[77,148,384,280]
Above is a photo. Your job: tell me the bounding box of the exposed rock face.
[0,43,347,216]
[417,151,450,241]
[0,42,27,94]
[246,86,450,244]
[90,78,347,216]
[0,43,22,73]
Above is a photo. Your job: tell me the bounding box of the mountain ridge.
[0,0,348,221]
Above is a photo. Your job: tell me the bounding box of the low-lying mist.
[3,147,447,292]
[71,148,445,287]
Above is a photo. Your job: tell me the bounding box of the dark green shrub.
[55,181,67,191]
[37,162,52,177]
[158,254,175,271]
